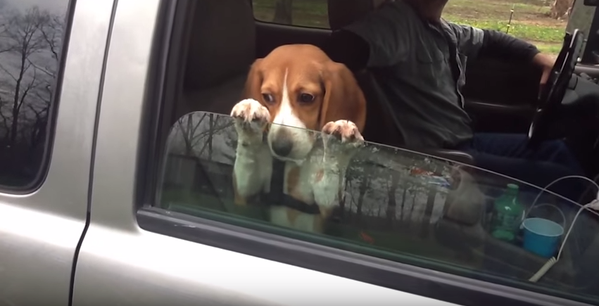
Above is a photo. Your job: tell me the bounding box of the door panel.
[464,101,535,134]
[575,64,599,78]
[462,57,542,133]
[73,1,459,305]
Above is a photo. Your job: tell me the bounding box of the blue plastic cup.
[522,218,564,258]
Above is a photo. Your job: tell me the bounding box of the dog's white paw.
[313,120,363,210]
[321,120,364,153]
[231,99,271,145]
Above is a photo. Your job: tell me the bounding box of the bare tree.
[385,170,400,228]
[173,112,232,159]
[177,113,205,155]
[550,0,574,19]
[0,6,62,176]
[354,166,371,224]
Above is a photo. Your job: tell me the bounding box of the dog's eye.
[262,93,275,104]
[298,93,315,104]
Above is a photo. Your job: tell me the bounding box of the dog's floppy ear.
[241,58,264,100]
[320,61,367,131]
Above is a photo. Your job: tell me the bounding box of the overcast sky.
[4,0,68,14]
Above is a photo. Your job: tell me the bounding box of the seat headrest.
[184,0,256,90]
[327,0,387,31]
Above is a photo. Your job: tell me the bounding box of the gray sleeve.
[447,22,485,57]
[343,3,413,67]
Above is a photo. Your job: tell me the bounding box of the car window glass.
[0,0,70,188]
[157,111,599,305]
[443,0,578,57]
[568,0,596,55]
[252,0,329,28]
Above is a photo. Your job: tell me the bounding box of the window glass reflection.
[0,0,69,187]
[158,111,599,304]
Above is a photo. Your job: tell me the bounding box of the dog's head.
[242,44,366,161]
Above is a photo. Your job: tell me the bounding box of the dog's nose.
[271,137,293,157]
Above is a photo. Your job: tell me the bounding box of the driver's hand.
[532,53,556,98]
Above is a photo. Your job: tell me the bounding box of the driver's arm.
[451,24,554,86]
[449,23,541,63]
[478,29,541,63]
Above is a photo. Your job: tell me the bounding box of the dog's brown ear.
[241,58,264,100]
[320,61,367,131]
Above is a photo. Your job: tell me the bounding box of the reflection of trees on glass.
[162,113,237,207]
[167,112,235,163]
[163,112,453,233]
[161,114,599,298]
[340,146,450,231]
[173,113,228,159]
[0,6,63,185]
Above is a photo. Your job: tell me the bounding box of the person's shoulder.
[376,0,417,19]
[441,19,485,54]
[339,0,416,67]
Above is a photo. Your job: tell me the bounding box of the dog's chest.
[272,152,325,205]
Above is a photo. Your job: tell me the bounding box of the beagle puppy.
[230,44,367,233]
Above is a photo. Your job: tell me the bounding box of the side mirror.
[585,0,599,6]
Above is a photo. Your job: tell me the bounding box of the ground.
[253,0,570,55]
[444,0,566,55]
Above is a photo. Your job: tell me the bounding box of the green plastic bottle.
[491,183,524,242]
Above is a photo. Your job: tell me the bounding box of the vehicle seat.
[327,0,474,165]
[179,0,256,118]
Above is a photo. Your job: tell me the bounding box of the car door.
[0,0,113,305]
[457,0,598,134]
[71,2,460,305]
[69,0,598,305]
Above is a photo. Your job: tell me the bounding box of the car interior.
[168,0,599,174]
[150,0,599,302]
[158,0,599,217]
[174,0,478,163]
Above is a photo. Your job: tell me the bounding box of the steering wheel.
[528,29,584,146]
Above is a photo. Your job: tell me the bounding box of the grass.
[252,0,568,55]
[444,0,566,55]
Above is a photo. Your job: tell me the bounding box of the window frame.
[136,0,191,208]
[580,1,599,64]
[0,0,77,194]
[136,1,595,304]
[138,207,591,306]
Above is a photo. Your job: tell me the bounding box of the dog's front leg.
[313,120,364,216]
[231,99,273,204]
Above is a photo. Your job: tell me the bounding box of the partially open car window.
[137,0,599,304]
[442,0,580,57]
[155,111,599,304]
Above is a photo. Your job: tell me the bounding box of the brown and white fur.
[230,44,367,233]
